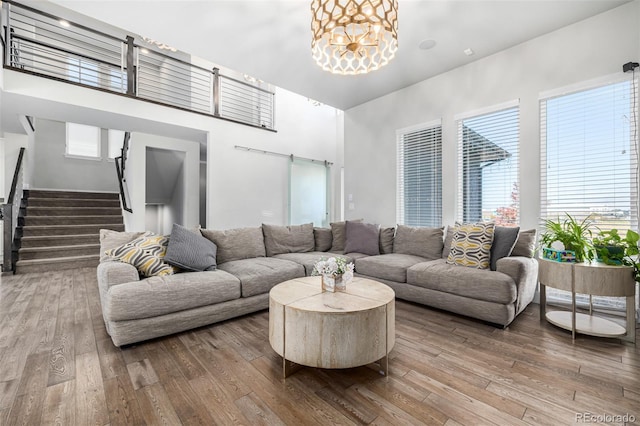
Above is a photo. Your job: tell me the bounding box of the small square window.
[66,123,100,159]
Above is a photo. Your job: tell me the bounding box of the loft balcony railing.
[1,0,276,130]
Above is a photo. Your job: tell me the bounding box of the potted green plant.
[540,214,595,262]
[593,228,640,280]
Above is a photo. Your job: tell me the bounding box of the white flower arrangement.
[312,256,354,282]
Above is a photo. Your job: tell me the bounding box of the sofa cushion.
[442,225,455,259]
[407,259,517,305]
[314,227,333,251]
[165,224,217,272]
[490,226,520,271]
[446,222,495,269]
[379,227,395,254]
[330,219,362,253]
[218,257,305,297]
[262,223,315,257]
[345,221,380,256]
[105,232,177,277]
[511,229,537,258]
[274,252,355,275]
[201,227,266,264]
[393,225,443,260]
[355,253,428,283]
[100,229,144,262]
[104,269,241,321]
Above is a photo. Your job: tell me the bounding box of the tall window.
[541,78,637,230]
[456,104,520,225]
[396,121,442,227]
[541,76,638,313]
[66,123,100,159]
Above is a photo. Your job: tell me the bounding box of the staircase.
[15,190,124,274]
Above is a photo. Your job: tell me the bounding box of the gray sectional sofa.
[97,222,538,347]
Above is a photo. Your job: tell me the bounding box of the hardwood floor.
[0,268,638,425]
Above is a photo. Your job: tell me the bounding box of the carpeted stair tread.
[15,255,100,273]
[24,215,124,226]
[18,244,101,260]
[27,190,119,200]
[22,224,124,237]
[20,234,100,247]
[25,207,123,216]
[27,198,121,208]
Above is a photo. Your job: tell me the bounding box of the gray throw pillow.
[490,226,520,271]
[314,227,333,252]
[511,229,537,258]
[344,221,380,256]
[165,224,217,272]
[379,227,395,254]
[262,223,315,257]
[393,225,444,260]
[200,227,266,264]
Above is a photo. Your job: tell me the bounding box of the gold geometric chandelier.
[311,0,398,75]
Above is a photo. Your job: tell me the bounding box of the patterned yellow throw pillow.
[446,222,495,269]
[105,232,177,277]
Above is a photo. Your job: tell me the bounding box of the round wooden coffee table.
[269,276,395,378]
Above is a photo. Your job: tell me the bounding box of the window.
[541,76,638,315]
[66,123,100,159]
[456,103,519,225]
[396,121,442,227]
[108,129,126,159]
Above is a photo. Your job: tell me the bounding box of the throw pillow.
[441,225,456,259]
[446,222,495,269]
[105,231,177,277]
[330,219,362,253]
[313,227,333,252]
[165,224,217,272]
[262,223,314,257]
[379,227,395,254]
[393,225,444,260]
[490,226,520,271]
[344,221,380,256]
[200,227,266,264]
[99,229,144,263]
[511,229,537,258]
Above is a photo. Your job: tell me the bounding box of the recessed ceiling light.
[59,20,70,28]
[418,39,436,50]
[464,48,474,56]
[140,48,149,54]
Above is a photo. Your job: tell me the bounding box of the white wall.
[124,133,199,232]
[344,2,640,230]
[2,65,342,231]
[31,119,118,192]
[2,132,28,199]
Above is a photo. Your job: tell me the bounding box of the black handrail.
[7,148,25,204]
[115,132,132,213]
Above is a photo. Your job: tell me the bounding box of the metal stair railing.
[114,132,132,213]
[1,147,26,273]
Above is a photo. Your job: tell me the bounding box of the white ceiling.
[49,1,630,110]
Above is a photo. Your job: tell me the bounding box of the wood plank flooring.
[0,268,638,425]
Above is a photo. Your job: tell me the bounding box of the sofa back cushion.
[330,219,362,253]
[344,221,380,255]
[313,227,333,251]
[511,229,537,258]
[100,229,144,262]
[442,225,456,259]
[200,227,266,264]
[262,223,315,257]
[379,227,395,254]
[393,225,443,260]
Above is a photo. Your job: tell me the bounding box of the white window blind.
[457,105,520,225]
[541,78,638,230]
[397,122,442,227]
[66,123,100,159]
[540,77,639,315]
